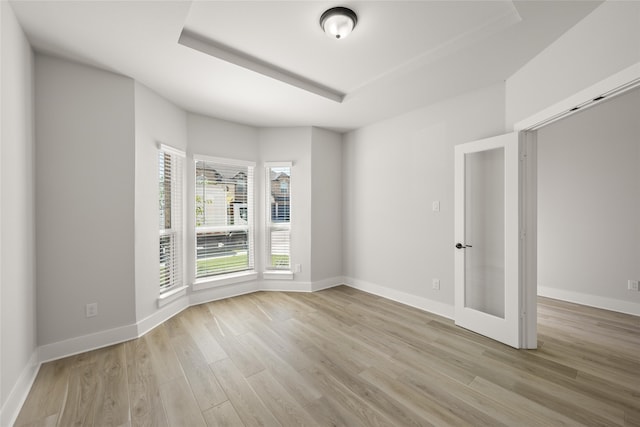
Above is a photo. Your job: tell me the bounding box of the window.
[195,156,255,279]
[158,145,185,292]
[265,162,291,270]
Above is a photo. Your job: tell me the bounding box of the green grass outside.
[271,254,290,268]
[197,253,248,275]
[196,253,290,275]
[159,265,170,288]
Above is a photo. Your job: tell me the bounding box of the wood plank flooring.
[14,286,640,426]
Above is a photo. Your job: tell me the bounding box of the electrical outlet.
[86,303,98,318]
[432,278,440,290]
[628,280,639,291]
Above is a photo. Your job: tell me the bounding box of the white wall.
[537,88,640,314]
[342,83,506,316]
[506,1,640,129]
[310,127,343,284]
[188,113,259,163]
[259,128,313,284]
[134,83,188,324]
[35,54,136,346]
[0,2,37,424]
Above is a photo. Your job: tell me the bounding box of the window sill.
[192,271,258,291]
[263,270,294,281]
[157,285,188,308]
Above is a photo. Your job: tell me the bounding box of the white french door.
[454,131,536,349]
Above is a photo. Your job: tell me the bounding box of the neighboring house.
[196,168,248,226]
[270,171,290,222]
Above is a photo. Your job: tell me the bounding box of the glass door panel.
[464,147,505,319]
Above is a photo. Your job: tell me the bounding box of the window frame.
[193,155,256,287]
[158,144,186,296]
[264,161,292,275]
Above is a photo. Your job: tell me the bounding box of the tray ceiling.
[10,1,602,131]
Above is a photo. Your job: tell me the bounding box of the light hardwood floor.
[14,286,640,426]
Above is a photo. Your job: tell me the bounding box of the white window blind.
[265,162,291,270]
[158,145,185,293]
[195,156,255,278]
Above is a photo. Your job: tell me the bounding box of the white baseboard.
[138,297,189,337]
[258,277,343,292]
[188,280,258,306]
[311,276,344,292]
[38,323,138,363]
[0,350,40,427]
[538,286,640,316]
[343,276,454,320]
[259,280,312,292]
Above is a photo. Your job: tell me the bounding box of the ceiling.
[10,1,601,132]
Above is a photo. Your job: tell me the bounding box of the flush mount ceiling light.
[320,7,357,40]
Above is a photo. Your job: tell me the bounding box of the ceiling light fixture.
[320,7,357,40]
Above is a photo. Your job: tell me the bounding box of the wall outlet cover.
[86,303,98,318]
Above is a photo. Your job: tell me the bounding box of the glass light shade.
[323,14,354,39]
[320,7,357,40]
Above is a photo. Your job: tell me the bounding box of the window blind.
[158,145,185,292]
[265,163,291,270]
[195,157,255,278]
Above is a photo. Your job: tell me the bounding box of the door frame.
[513,62,639,348]
[520,131,537,349]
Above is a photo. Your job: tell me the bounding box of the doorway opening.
[533,86,640,336]
[517,72,640,348]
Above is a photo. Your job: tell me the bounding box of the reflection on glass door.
[464,148,505,318]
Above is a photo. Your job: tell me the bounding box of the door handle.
[455,243,473,249]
